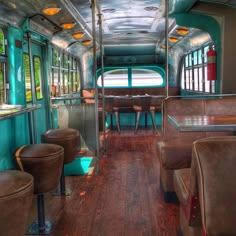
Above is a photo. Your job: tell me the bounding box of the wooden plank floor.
[26,127,180,236]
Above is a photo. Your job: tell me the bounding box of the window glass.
[52,48,60,66]
[63,70,69,93]
[203,46,209,63]
[181,65,185,89]
[34,56,43,100]
[198,49,202,64]
[185,55,189,67]
[194,68,198,91]
[199,67,203,92]
[131,68,163,86]
[193,51,198,65]
[97,69,128,87]
[0,29,5,55]
[24,54,32,102]
[0,62,5,103]
[97,68,163,87]
[189,70,193,90]
[186,70,190,90]
[189,54,192,67]
[204,66,210,92]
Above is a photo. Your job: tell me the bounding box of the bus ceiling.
[0,0,235,62]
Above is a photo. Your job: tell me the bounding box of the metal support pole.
[163,0,169,137]
[91,0,100,173]
[98,13,107,157]
[44,40,51,130]
[27,32,37,144]
[165,0,169,97]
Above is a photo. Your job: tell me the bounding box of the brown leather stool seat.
[0,170,34,236]
[15,143,64,235]
[41,128,79,195]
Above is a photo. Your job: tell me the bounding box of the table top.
[168,115,236,132]
[0,104,41,121]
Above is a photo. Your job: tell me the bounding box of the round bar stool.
[41,128,79,196]
[15,143,64,235]
[0,170,34,236]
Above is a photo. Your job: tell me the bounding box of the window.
[132,68,163,86]
[34,56,43,100]
[51,47,80,96]
[24,54,32,102]
[97,67,164,88]
[181,44,215,93]
[97,69,128,87]
[0,28,6,104]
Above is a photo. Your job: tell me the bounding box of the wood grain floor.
[27,127,180,236]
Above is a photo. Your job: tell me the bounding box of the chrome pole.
[162,0,169,138]
[27,32,37,144]
[98,13,107,157]
[91,0,100,173]
[165,0,169,97]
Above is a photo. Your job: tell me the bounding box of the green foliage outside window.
[0,29,5,55]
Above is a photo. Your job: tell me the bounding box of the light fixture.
[82,39,92,46]
[72,31,85,39]
[168,36,179,43]
[176,27,189,36]
[61,22,76,30]
[42,7,61,16]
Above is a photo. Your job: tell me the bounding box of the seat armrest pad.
[157,140,193,169]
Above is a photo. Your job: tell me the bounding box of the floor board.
[26,127,180,236]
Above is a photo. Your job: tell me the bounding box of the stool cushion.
[41,128,79,164]
[15,144,64,194]
[0,170,34,236]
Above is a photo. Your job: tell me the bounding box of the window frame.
[51,47,80,97]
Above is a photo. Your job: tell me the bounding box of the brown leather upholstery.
[174,136,236,236]
[0,170,34,236]
[41,128,79,164]
[157,97,236,201]
[192,136,236,236]
[174,168,201,236]
[15,144,64,193]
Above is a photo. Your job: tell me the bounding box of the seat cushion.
[133,105,155,111]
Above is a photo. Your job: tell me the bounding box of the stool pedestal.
[15,143,64,235]
[41,128,79,196]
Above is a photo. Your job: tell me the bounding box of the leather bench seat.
[157,97,236,202]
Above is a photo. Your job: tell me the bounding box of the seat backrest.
[104,97,114,113]
[192,136,236,236]
[134,96,152,112]
[162,97,205,141]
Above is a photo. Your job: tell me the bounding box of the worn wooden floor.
[27,127,179,236]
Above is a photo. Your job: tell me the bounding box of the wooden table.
[168,115,236,132]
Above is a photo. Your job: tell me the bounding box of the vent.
[28,14,61,37]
